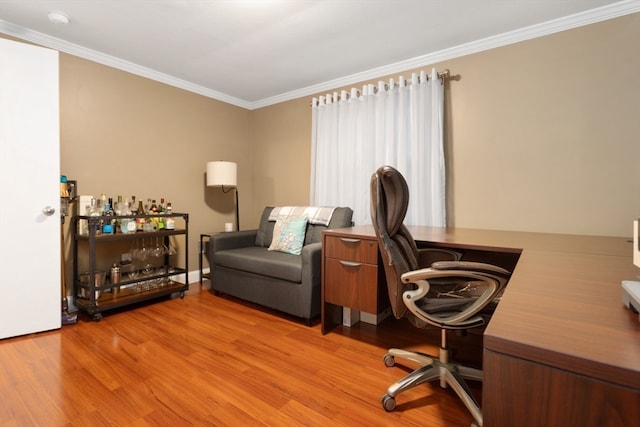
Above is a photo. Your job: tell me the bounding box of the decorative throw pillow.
[268,215,309,255]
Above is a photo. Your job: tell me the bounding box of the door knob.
[42,206,56,216]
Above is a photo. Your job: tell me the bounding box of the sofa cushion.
[268,215,309,255]
[215,246,302,283]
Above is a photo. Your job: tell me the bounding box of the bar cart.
[71,213,189,321]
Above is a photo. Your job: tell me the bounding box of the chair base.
[381,347,483,427]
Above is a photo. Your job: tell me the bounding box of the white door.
[0,38,61,338]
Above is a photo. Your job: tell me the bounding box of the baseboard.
[171,268,204,285]
[342,307,360,326]
[360,307,392,325]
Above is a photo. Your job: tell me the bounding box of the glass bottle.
[165,202,175,230]
[130,196,138,214]
[79,202,90,235]
[102,203,115,234]
[123,197,131,214]
[115,195,123,213]
[110,197,121,232]
[126,205,137,233]
[136,199,146,231]
[88,197,101,235]
[118,197,130,233]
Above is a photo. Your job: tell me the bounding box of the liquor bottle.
[119,197,132,234]
[155,198,164,230]
[110,197,121,232]
[126,203,137,233]
[165,202,175,230]
[79,202,90,235]
[102,203,115,234]
[130,196,138,214]
[88,197,101,235]
[136,199,146,231]
[115,195,123,214]
[122,197,131,214]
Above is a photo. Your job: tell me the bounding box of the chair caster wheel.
[381,394,396,411]
[383,354,395,367]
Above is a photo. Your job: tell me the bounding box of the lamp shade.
[207,161,237,187]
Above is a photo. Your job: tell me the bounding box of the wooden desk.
[321,225,640,426]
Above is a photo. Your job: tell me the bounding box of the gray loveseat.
[209,206,353,324]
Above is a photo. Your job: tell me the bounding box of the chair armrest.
[430,261,511,277]
[401,266,508,328]
[417,248,462,267]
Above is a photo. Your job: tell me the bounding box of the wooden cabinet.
[321,228,389,333]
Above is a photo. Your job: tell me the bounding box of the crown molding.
[250,0,640,109]
[1,1,638,111]
[0,19,252,109]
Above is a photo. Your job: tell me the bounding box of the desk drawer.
[324,258,379,312]
[324,235,378,263]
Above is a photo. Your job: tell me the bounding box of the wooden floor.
[0,282,483,426]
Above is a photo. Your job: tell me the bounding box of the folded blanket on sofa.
[268,206,336,226]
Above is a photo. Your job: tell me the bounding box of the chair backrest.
[370,165,422,319]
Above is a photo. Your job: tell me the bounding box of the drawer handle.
[339,237,361,244]
[340,260,362,268]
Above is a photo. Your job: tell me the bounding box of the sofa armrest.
[300,242,323,318]
[301,241,323,285]
[210,230,258,253]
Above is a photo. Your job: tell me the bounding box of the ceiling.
[0,0,637,109]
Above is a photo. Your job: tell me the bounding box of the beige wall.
[252,13,640,237]
[250,97,312,211]
[447,13,640,236]
[59,55,252,272]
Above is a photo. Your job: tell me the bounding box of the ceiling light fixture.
[47,11,70,25]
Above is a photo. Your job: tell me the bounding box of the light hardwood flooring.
[0,282,482,426]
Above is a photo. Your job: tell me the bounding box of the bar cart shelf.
[71,213,189,321]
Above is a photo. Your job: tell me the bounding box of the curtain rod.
[311,69,451,107]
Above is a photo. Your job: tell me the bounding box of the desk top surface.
[325,225,640,389]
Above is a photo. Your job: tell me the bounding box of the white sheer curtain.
[310,68,446,226]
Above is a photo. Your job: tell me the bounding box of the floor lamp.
[206,161,239,230]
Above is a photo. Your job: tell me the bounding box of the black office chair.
[370,165,510,427]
